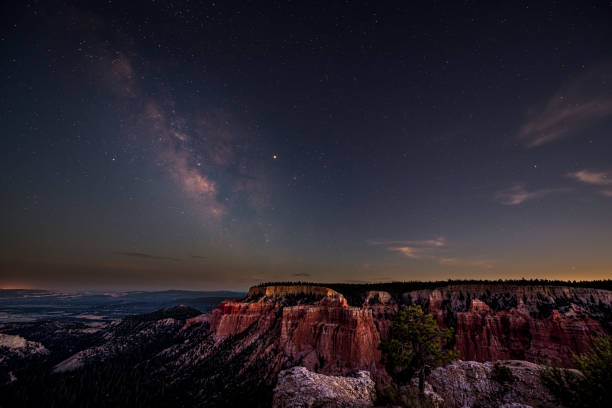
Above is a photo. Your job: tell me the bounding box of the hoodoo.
[209,285,383,375]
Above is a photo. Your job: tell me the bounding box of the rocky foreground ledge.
[272,361,562,408]
[273,366,376,408]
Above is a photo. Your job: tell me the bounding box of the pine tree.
[380,304,457,393]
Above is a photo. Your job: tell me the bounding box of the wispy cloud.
[292,273,311,277]
[368,237,446,248]
[495,184,571,205]
[567,169,612,199]
[370,237,446,260]
[389,246,424,259]
[115,252,180,262]
[518,64,612,147]
[372,237,494,268]
[567,169,612,185]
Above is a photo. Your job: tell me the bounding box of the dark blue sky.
[1,1,612,290]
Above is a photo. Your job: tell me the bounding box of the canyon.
[208,283,611,373]
[1,282,611,407]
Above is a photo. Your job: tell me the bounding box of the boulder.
[272,366,376,408]
[424,360,561,408]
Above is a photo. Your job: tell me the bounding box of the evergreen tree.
[380,304,457,393]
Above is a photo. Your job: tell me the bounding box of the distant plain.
[0,289,245,322]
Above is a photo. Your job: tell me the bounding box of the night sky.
[1,1,612,290]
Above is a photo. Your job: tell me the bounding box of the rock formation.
[0,333,49,383]
[271,361,560,408]
[200,283,611,387]
[4,283,610,407]
[246,285,345,301]
[425,360,563,408]
[0,334,48,359]
[272,366,375,408]
[404,285,611,363]
[209,285,383,375]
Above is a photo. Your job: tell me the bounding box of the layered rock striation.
[404,285,611,363]
[246,285,345,301]
[209,285,382,375]
[205,283,611,381]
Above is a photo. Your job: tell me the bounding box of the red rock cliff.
[404,285,612,363]
[208,285,383,376]
[204,284,611,380]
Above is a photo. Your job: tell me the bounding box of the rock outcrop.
[272,366,375,408]
[425,360,562,408]
[404,285,611,364]
[0,333,49,384]
[209,285,383,375]
[0,334,48,359]
[203,283,611,381]
[272,361,559,408]
[363,290,398,345]
[247,285,345,301]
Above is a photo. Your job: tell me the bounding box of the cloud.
[191,255,208,259]
[518,64,612,147]
[372,237,446,259]
[389,246,423,258]
[495,184,571,205]
[568,170,612,198]
[567,169,612,185]
[114,252,180,262]
[369,237,446,248]
[375,237,494,268]
[292,273,311,277]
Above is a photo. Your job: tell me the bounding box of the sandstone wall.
[206,284,611,380]
[403,285,612,363]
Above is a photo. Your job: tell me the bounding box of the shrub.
[540,335,612,408]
